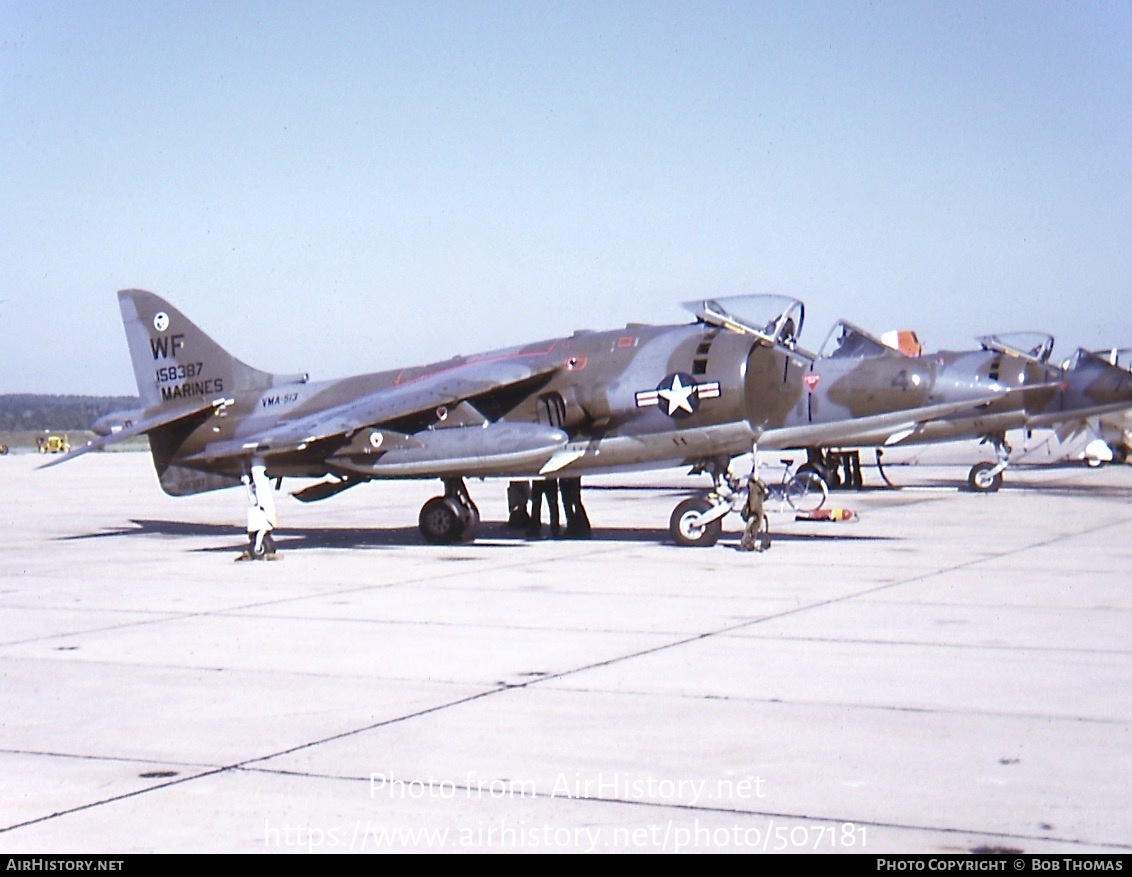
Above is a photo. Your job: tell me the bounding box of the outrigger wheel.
[419,478,481,544]
[252,533,276,558]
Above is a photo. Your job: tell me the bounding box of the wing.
[183,358,567,472]
[1025,400,1132,429]
[758,391,1025,449]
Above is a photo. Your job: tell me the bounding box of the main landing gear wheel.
[967,461,1003,493]
[419,497,465,544]
[669,497,722,548]
[798,461,838,491]
[418,478,481,544]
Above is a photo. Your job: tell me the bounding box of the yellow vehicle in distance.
[37,435,70,454]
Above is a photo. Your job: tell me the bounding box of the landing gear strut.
[967,434,1010,493]
[419,478,480,544]
[237,461,280,561]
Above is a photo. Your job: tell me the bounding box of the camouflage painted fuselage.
[114,288,1014,496]
[822,346,1132,450]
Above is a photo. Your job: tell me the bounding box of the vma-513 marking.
[45,290,1019,551]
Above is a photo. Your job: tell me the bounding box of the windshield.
[818,320,892,359]
[977,332,1055,363]
[683,295,805,347]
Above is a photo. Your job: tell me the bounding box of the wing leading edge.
[757,389,1027,449]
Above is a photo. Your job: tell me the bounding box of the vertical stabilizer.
[119,289,276,409]
[118,289,278,496]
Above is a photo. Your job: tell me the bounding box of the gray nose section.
[933,351,1014,406]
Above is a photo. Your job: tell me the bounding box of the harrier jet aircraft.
[1078,349,1132,465]
[797,325,1132,491]
[44,290,1018,550]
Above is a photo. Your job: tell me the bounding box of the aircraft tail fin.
[117,289,290,496]
[118,288,277,410]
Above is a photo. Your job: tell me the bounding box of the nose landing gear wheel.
[669,497,722,547]
[967,461,1003,492]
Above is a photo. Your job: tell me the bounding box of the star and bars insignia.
[635,372,721,418]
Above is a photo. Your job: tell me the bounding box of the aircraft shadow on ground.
[56,517,895,553]
[981,482,1132,500]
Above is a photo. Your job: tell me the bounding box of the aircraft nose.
[932,355,1011,404]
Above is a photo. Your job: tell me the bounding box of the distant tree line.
[0,395,140,431]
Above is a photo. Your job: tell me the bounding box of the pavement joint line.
[0,545,635,646]
[730,633,1132,658]
[0,766,231,835]
[521,684,1132,726]
[0,681,514,833]
[8,753,1128,853]
[0,747,220,769]
[232,764,1132,854]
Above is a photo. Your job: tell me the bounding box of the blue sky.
[3,0,1131,395]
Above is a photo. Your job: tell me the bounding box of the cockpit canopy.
[1093,348,1132,372]
[684,295,805,349]
[1060,347,1132,372]
[977,333,1055,364]
[819,320,893,359]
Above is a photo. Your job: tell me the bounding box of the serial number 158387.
[156,363,204,383]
